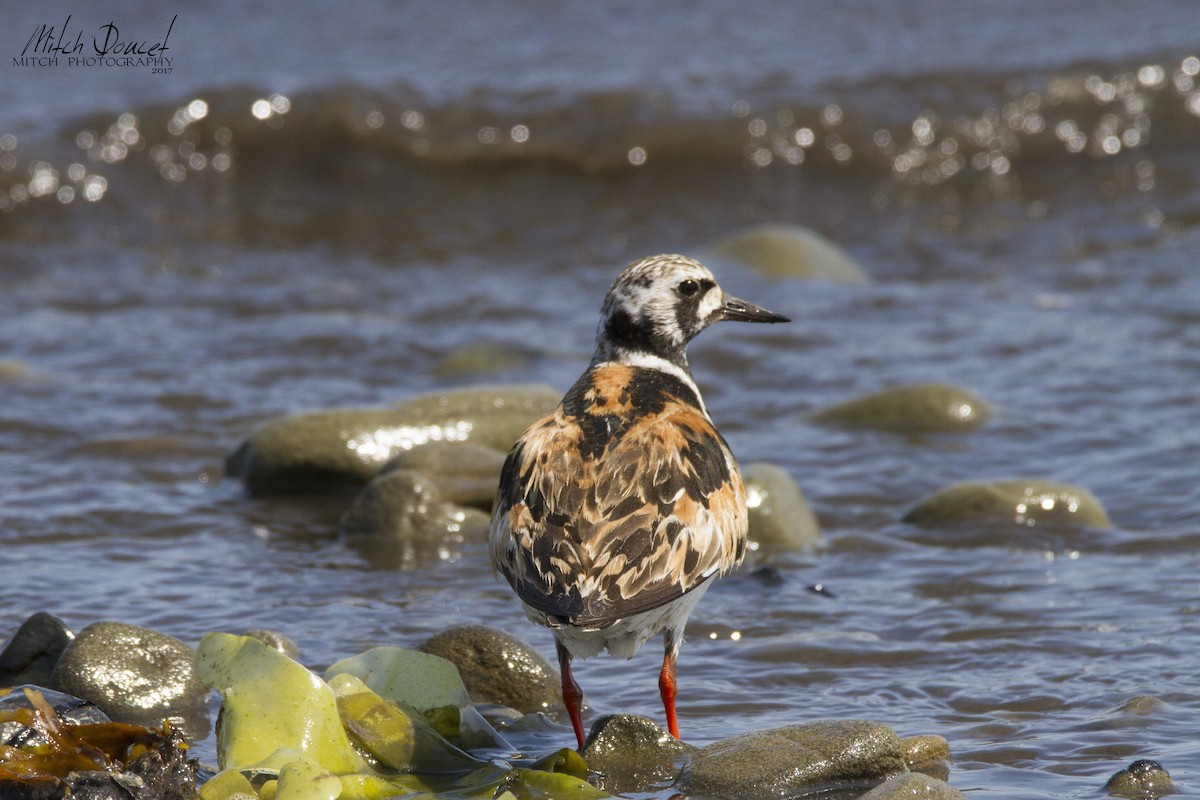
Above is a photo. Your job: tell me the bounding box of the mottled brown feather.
[490,363,748,629]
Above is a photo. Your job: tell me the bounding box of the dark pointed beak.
[717,294,790,324]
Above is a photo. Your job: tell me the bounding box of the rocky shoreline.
[0,614,1170,799]
[1,366,1134,799]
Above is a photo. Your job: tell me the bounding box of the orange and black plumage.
[489,254,788,747]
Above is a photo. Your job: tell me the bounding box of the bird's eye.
[677,279,700,297]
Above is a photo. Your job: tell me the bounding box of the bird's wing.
[489,392,748,629]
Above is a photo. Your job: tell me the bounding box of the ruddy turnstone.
[489,253,788,748]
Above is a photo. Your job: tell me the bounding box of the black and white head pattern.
[593,254,726,369]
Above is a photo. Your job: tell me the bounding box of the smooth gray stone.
[432,342,535,378]
[900,734,952,771]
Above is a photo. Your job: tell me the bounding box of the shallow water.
[3,3,1200,797]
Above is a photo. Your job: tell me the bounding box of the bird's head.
[594,254,789,368]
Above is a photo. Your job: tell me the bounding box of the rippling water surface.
[3,2,1200,797]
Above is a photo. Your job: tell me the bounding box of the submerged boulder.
[1104,759,1174,799]
[860,772,965,799]
[432,342,537,378]
[711,225,869,282]
[811,383,990,435]
[339,469,490,569]
[381,440,508,510]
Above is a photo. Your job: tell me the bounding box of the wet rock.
[711,224,869,282]
[901,734,952,772]
[860,772,965,799]
[0,612,74,688]
[811,383,990,434]
[1119,695,1162,715]
[903,479,1112,530]
[226,384,559,494]
[581,714,690,795]
[339,470,490,568]
[432,342,535,378]
[50,622,210,740]
[381,440,507,510]
[0,686,111,746]
[742,462,821,553]
[1104,760,1174,799]
[418,625,559,714]
[242,629,300,661]
[678,719,906,799]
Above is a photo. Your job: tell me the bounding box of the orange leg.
[659,644,680,739]
[556,641,586,749]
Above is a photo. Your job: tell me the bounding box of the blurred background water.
[3,2,1200,797]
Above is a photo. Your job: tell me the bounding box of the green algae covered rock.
[193,633,609,800]
[194,632,366,775]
